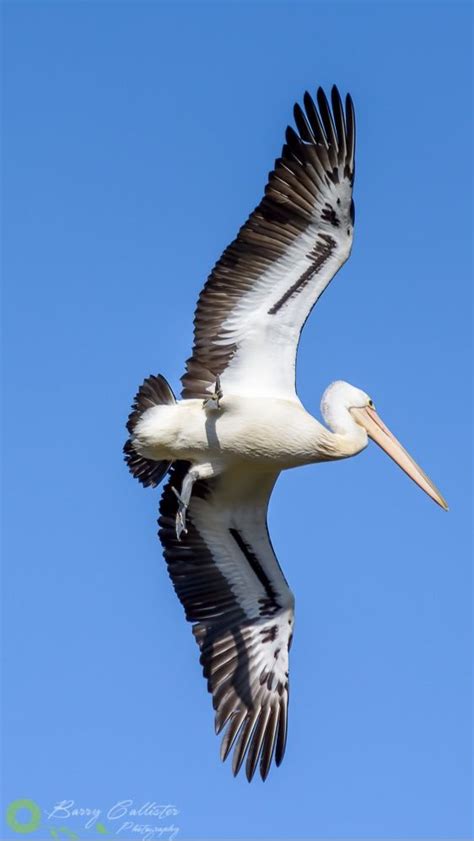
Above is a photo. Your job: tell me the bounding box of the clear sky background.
[2,2,472,839]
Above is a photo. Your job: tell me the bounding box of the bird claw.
[203,375,223,410]
[172,487,188,540]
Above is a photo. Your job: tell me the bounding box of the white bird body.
[132,390,369,470]
[124,86,447,782]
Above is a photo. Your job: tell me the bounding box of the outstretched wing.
[181,85,355,402]
[158,463,294,781]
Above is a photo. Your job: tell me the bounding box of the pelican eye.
[368,399,374,408]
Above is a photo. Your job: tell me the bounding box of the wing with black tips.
[158,463,294,781]
[181,85,355,402]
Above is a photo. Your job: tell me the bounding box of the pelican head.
[321,380,448,511]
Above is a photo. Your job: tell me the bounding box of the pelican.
[124,86,447,782]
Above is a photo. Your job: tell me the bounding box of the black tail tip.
[123,438,171,489]
[124,372,175,489]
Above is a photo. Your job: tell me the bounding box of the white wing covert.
[181,86,355,402]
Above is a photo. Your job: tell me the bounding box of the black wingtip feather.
[316,87,338,159]
[302,90,328,149]
[345,92,356,169]
[293,102,314,143]
[274,696,288,766]
[284,125,304,164]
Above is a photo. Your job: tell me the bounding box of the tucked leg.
[172,462,221,540]
[172,469,197,539]
[203,374,223,410]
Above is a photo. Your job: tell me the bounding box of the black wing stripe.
[229,527,280,612]
[268,232,336,315]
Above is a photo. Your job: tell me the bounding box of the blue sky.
[2,1,472,839]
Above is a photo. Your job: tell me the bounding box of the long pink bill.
[350,406,448,511]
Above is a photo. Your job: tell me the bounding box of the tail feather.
[124,373,176,489]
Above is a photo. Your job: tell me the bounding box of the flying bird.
[124,86,447,782]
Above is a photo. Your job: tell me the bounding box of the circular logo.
[6,799,41,834]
